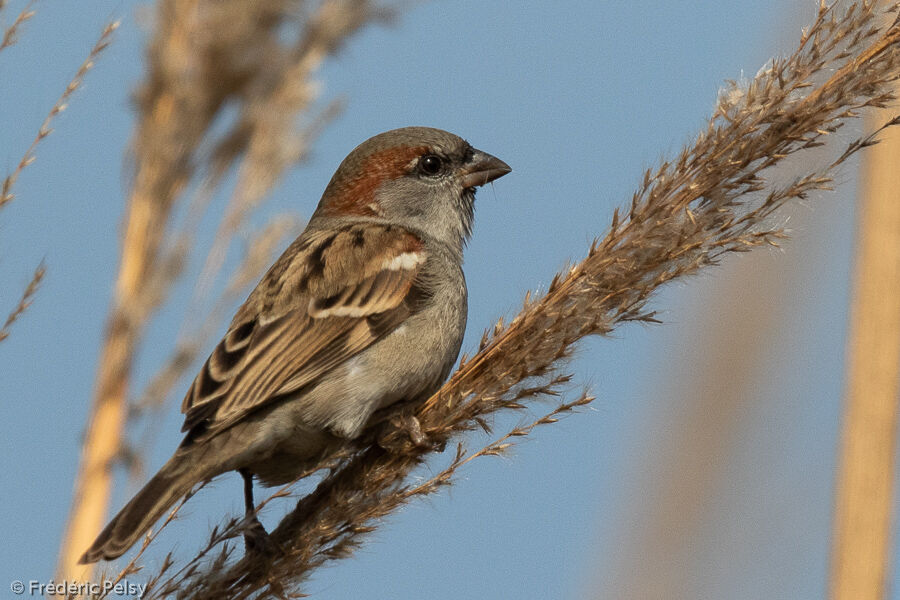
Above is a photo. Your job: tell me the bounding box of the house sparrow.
[80,126,510,563]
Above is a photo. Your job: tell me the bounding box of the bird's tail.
[79,452,201,563]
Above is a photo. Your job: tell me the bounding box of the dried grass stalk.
[0,0,36,52]
[106,3,900,599]
[59,0,399,584]
[2,21,116,211]
[1,17,115,345]
[0,263,45,343]
[829,78,900,600]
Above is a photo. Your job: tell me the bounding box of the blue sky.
[1,1,890,598]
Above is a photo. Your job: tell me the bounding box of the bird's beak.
[459,150,511,188]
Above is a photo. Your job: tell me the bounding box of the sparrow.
[80,126,510,563]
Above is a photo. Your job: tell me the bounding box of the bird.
[79,126,511,563]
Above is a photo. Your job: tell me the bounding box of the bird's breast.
[291,269,466,440]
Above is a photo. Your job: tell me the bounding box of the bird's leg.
[239,469,281,557]
[241,468,256,516]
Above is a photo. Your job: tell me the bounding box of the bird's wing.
[180,223,427,440]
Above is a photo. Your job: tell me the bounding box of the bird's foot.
[377,414,444,454]
[242,516,284,558]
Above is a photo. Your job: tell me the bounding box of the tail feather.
[79,455,198,563]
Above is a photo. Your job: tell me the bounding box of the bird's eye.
[419,154,443,176]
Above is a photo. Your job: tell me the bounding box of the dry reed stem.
[0,262,45,343]
[60,0,400,585]
[0,0,35,52]
[105,3,900,598]
[829,86,900,600]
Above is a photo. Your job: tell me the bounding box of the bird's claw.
[242,516,284,558]
[377,414,443,454]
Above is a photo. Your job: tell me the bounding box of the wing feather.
[180,223,425,439]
